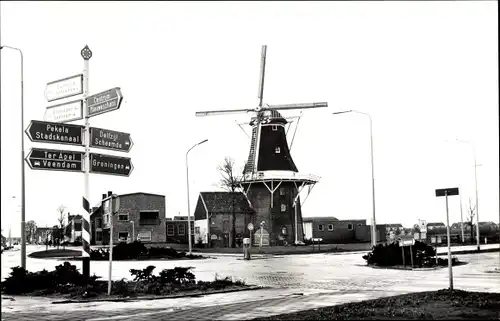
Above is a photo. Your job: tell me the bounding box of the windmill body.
[196,45,327,246]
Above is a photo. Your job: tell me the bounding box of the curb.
[51,285,267,304]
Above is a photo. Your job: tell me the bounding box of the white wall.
[194,220,208,244]
[303,222,313,240]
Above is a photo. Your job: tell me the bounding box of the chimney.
[107,191,113,197]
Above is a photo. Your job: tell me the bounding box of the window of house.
[195,226,200,234]
[74,222,82,231]
[118,214,129,221]
[103,214,109,225]
[178,224,185,235]
[357,223,362,227]
[279,188,285,196]
[139,211,159,225]
[281,204,287,212]
[137,231,152,242]
[118,232,128,241]
[96,219,102,229]
[167,224,175,236]
[272,125,278,131]
[275,147,281,154]
[318,224,324,231]
[96,231,103,241]
[222,220,230,233]
[347,224,353,230]
[328,224,334,231]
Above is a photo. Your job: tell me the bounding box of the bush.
[1,262,101,295]
[130,265,157,282]
[362,241,443,267]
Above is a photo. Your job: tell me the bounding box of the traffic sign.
[45,74,83,102]
[44,99,83,123]
[25,120,84,146]
[419,220,427,233]
[87,87,123,117]
[247,223,254,231]
[90,153,133,177]
[90,127,133,152]
[25,148,83,172]
[435,187,459,197]
[398,239,415,247]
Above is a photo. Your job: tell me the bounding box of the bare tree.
[467,198,476,243]
[57,205,66,249]
[217,157,247,248]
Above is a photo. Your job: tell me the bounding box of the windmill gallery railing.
[242,170,320,184]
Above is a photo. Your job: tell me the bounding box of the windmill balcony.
[243,171,320,184]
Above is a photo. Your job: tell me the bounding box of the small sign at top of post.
[45,74,83,102]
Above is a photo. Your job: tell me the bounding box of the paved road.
[2,245,499,320]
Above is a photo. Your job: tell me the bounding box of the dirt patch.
[251,289,500,320]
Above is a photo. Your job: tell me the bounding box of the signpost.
[26,45,133,281]
[44,100,83,123]
[25,120,83,146]
[90,153,133,177]
[45,74,83,102]
[247,223,254,248]
[90,127,133,152]
[87,87,123,117]
[25,148,83,172]
[398,238,415,268]
[435,187,460,292]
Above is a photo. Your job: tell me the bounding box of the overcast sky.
[1,1,498,237]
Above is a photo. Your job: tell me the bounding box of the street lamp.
[130,221,135,242]
[332,110,377,247]
[186,139,208,255]
[455,139,480,251]
[1,45,26,269]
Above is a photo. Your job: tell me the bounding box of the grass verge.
[252,289,500,320]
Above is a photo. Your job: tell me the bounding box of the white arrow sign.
[44,100,83,123]
[45,74,83,102]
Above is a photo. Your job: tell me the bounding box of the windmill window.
[328,224,334,231]
[272,125,278,131]
[347,224,353,230]
[279,188,285,196]
[281,204,286,212]
[318,224,324,231]
[275,147,281,154]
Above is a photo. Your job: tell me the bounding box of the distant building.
[34,227,52,244]
[91,192,166,245]
[302,217,385,244]
[166,218,194,245]
[193,192,254,248]
[64,214,82,243]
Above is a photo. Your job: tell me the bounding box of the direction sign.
[87,87,123,117]
[90,153,133,177]
[435,187,459,197]
[45,74,83,102]
[44,99,83,123]
[90,127,133,152]
[25,120,84,146]
[25,148,83,172]
[398,239,415,247]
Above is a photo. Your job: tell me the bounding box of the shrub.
[362,241,440,267]
[130,265,157,282]
[114,241,147,260]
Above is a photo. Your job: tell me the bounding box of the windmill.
[195,45,328,245]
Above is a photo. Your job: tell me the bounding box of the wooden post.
[410,244,414,268]
[402,246,405,268]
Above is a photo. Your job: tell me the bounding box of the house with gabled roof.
[193,191,254,248]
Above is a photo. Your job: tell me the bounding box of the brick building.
[165,216,194,245]
[91,192,166,245]
[64,214,82,243]
[194,192,254,248]
[34,227,52,244]
[302,217,387,244]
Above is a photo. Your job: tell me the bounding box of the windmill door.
[253,228,270,247]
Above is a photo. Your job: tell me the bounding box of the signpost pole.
[445,191,453,292]
[81,45,93,281]
[108,197,114,296]
[401,245,405,268]
[409,244,414,268]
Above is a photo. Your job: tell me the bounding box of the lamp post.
[332,110,377,247]
[186,139,208,255]
[455,139,480,251]
[1,46,26,269]
[130,221,135,241]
